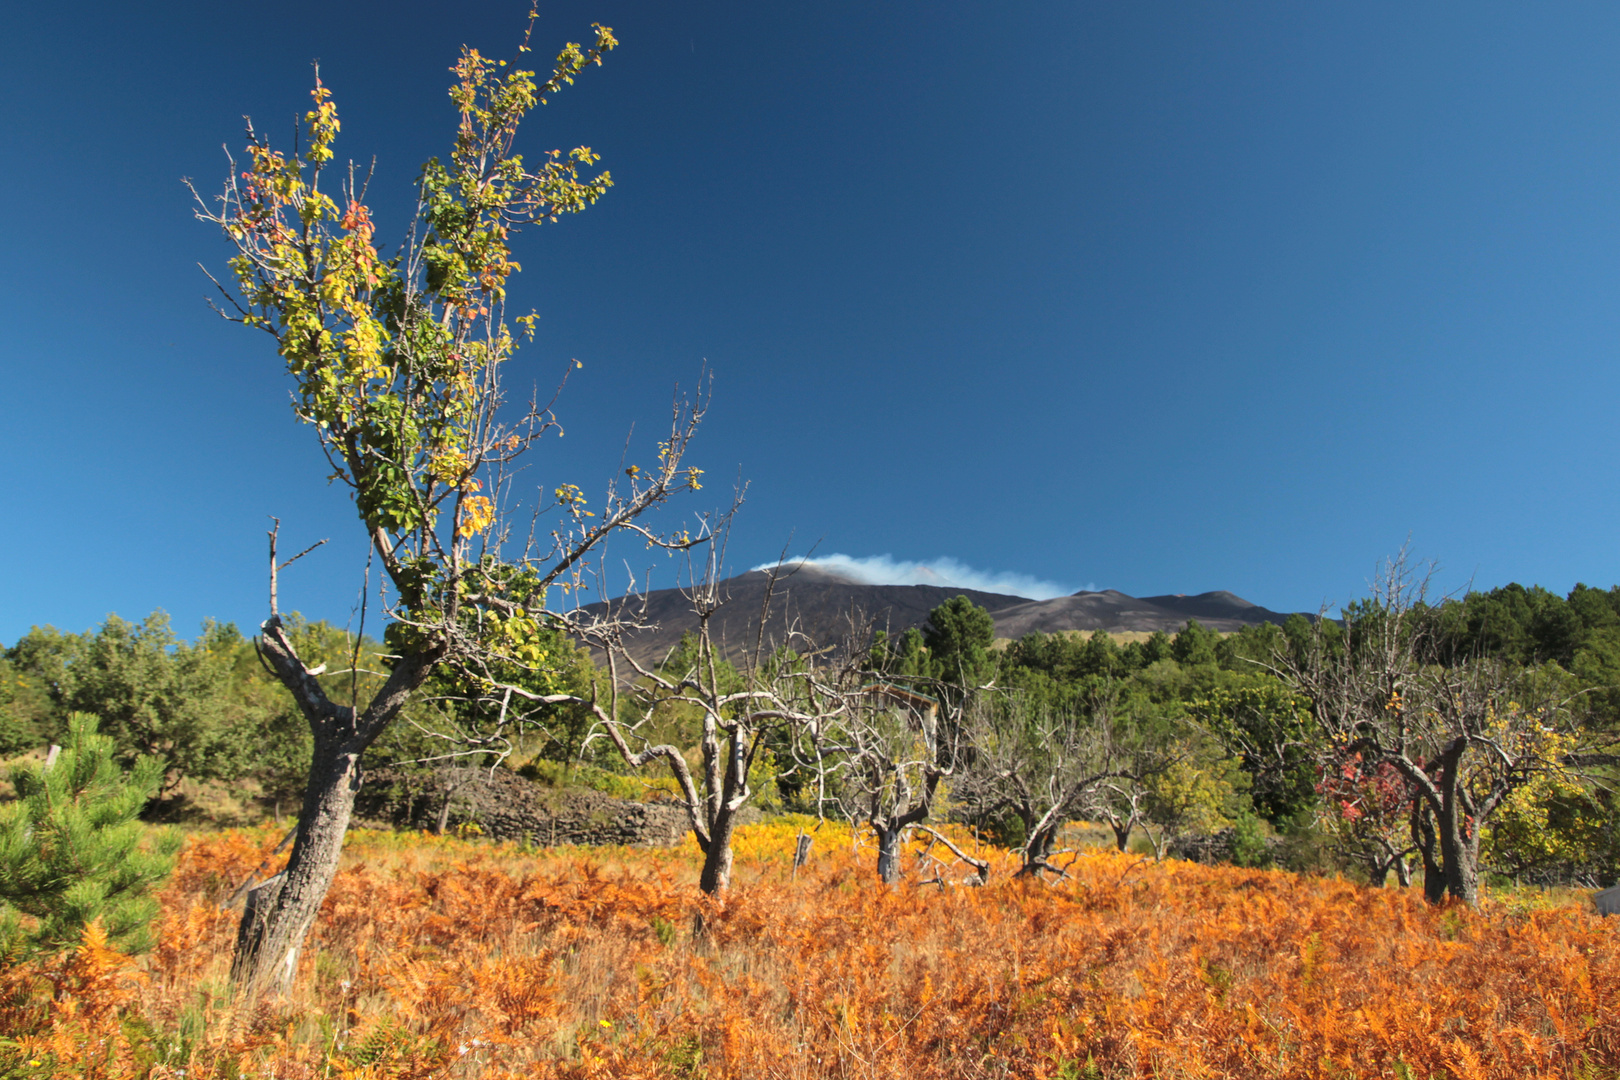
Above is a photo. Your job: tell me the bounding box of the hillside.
[579,566,1304,669]
[991,588,1298,638]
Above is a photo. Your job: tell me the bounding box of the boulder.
[1594,885,1620,917]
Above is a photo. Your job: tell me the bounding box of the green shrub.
[0,713,181,957]
[1229,809,1271,868]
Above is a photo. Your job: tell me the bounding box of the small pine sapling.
[0,713,180,957]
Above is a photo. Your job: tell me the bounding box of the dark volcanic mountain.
[991,589,1298,638]
[582,568,1303,669]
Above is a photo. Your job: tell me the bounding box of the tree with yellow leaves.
[192,14,707,993]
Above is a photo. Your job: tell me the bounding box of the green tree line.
[5,577,1618,893]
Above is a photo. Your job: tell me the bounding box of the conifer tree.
[0,713,179,957]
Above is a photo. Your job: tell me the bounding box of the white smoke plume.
[752,553,1079,601]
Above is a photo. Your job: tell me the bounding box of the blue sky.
[4,1,1620,644]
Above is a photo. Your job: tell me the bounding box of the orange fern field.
[3,824,1617,1079]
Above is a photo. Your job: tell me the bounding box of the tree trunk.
[434,770,473,836]
[1021,822,1058,877]
[231,732,364,994]
[1433,744,1481,906]
[698,808,738,894]
[1413,799,1447,904]
[875,824,904,884]
[1410,785,1480,906]
[1437,809,1480,906]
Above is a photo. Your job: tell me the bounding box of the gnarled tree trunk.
[231,616,439,996]
[232,729,364,991]
[874,823,905,884]
[698,806,739,894]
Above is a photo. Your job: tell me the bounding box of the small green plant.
[662,1033,705,1076]
[1298,931,1324,985]
[1199,958,1235,1002]
[1229,810,1270,868]
[0,713,180,957]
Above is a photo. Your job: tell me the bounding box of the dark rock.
[1595,885,1620,916]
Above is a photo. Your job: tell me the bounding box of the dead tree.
[956,690,1142,876]
[570,553,858,896]
[799,674,958,885]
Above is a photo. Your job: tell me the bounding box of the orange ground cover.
[2,823,1616,1079]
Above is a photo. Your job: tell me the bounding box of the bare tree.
[850,692,947,884]
[1273,551,1603,906]
[955,691,1136,877]
[1095,775,1154,854]
[571,554,858,896]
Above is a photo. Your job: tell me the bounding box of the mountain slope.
[580,570,1304,669]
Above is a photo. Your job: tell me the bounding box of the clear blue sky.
[4,1,1620,645]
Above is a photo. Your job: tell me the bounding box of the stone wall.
[1169,827,1284,867]
[356,766,701,847]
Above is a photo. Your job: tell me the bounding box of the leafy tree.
[0,655,42,757]
[998,631,1125,711]
[1171,619,1221,668]
[1142,741,1252,857]
[1078,629,1123,679]
[0,714,180,957]
[375,617,603,782]
[2,614,360,817]
[1140,630,1174,666]
[1227,809,1270,868]
[1315,750,1418,886]
[922,596,996,690]
[195,19,708,992]
[0,626,77,754]
[54,615,268,793]
[1189,676,1319,825]
[1482,767,1614,885]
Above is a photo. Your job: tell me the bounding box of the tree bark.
[1409,777,1481,906]
[1413,800,1447,903]
[698,808,738,894]
[875,824,904,884]
[231,728,364,993]
[1393,855,1412,888]
[1436,805,1480,906]
[231,619,440,995]
[1020,820,1059,877]
[1433,742,1481,906]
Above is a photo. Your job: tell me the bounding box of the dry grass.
[2,822,1617,1079]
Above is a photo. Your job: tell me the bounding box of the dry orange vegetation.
[3,824,1617,1079]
